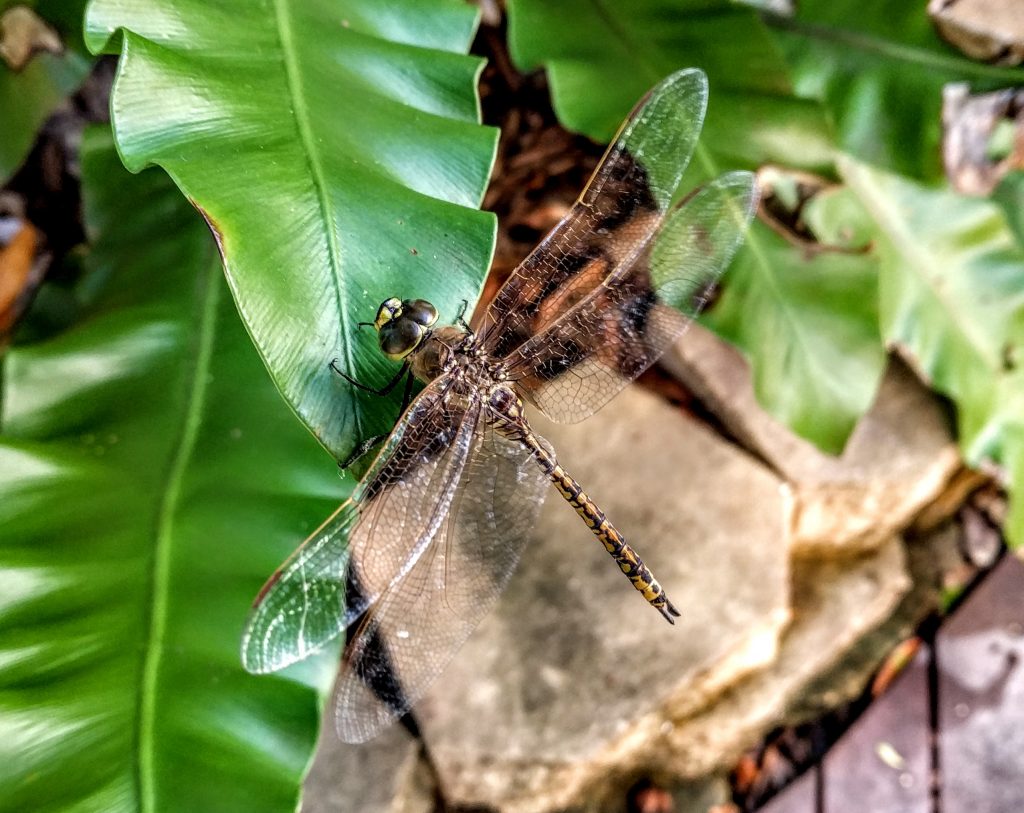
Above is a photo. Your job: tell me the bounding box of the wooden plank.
[822,648,931,813]
[757,767,816,813]
[937,554,1024,813]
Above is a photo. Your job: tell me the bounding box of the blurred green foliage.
[0,0,91,181]
[510,0,1024,509]
[0,127,342,813]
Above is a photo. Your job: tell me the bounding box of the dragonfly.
[241,67,758,744]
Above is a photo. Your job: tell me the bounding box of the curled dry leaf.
[756,165,871,257]
[871,637,922,697]
[960,504,1004,568]
[929,0,1024,66]
[0,5,63,71]
[911,465,992,535]
[628,782,675,813]
[756,166,831,251]
[943,83,1024,195]
[732,751,761,794]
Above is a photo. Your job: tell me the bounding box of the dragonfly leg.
[329,359,410,397]
[454,299,471,331]
[336,367,417,472]
[339,433,389,471]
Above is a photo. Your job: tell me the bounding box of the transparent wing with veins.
[476,68,710,360]
[332,422,551,743]
[504,171,759,423]
[241,377,478,674]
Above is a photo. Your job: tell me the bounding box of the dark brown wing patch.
[505,171,760,424]
[477,69,710,359]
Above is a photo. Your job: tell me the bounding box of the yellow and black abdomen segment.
[529,435,680,624]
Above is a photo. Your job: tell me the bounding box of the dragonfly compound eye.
[402,299,439,327]
[374,297,404,331]
[378,317,424,360]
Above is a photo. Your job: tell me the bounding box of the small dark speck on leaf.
[191,199,226,256]
[410,247,418,255]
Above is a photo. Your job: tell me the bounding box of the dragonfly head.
[372,297,439,361]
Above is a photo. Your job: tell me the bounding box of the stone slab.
[662,326,960,556]
[303,722,431,813]
[417,384,793,812]
[664,536,912,781]
[790,524,959,724]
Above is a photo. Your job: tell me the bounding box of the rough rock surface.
[662,325,960,555]
[303,723,431,813]
[660,535,912,782]
[792,525,962,721]
[417,385,792,812]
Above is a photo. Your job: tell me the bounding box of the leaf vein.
[272,0,363,447]
[137,248,222,811]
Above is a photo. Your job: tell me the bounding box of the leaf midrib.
[842,159,1000,378]
[762,11,1024,84]
[137,248,222,811]
[272,0,363,445]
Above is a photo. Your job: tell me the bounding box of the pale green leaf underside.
[841,156,1024,547]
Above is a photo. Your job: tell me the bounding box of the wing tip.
[240,635,275,675]
[697,170,761,228]
[662,66,708,94]
[240,643,301,675]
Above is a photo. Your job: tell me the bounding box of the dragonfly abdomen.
[486,383,679,623]
[525,429,680,625]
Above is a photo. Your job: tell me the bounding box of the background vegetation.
[1,0,1022,811]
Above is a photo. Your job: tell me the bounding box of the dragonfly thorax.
[369,297,501,387]
[410,325,497,388]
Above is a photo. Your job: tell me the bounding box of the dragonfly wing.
[476,68,709,358]
[332,423,550,743]
[241,376,478,674]
[505,171,759,423]
[241,500,358,674]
